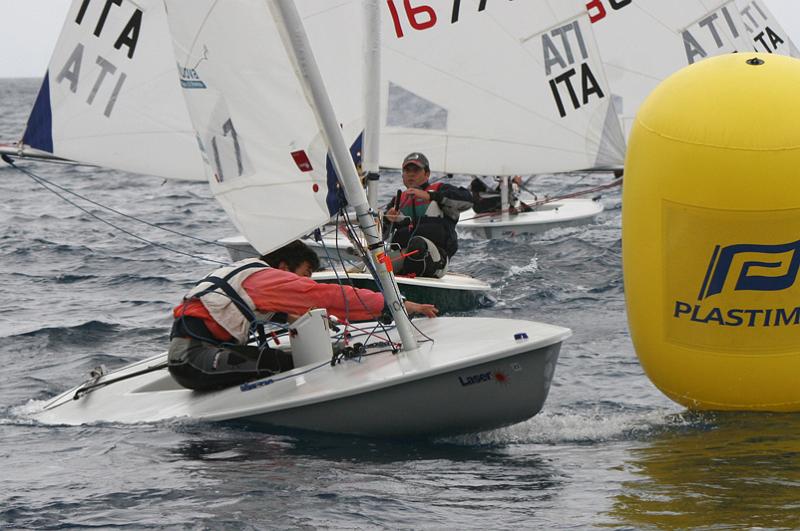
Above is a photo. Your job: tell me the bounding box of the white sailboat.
[458,190,606,239]
[29,0,571,437]
[371,0,626,238]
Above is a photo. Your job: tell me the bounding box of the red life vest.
[397,181,446,221]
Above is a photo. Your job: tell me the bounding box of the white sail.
[378,0,626,175]
[21,0,206,181]
[161,0,363,255]
[735,0,800,56]
[588,0,798,138]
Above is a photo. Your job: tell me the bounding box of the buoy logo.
[663,201,800,351]
[673,240,800,331]
[698,240,800,300]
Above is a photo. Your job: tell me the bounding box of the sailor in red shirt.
[168,240,437,390]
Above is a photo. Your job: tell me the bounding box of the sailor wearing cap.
[383,153,473,278]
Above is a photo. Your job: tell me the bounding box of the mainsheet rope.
[3,154,229,265]
[3,155,450,348]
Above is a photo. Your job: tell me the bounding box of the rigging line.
[363,198,435,344]
[337,321,400,351]
[323,212,392,345]
[338,209,395,341]
[2,156,228,266]
[319,215,354,337]
[391,267,436,344]
[371,219,435,344]
[3,157,233,251]
[339,210,397,342]
[550,173,588,198]
[235,354,342,392]
[73,361,169,399]
[524,176,622,207]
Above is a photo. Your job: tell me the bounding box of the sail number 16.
[386,0,502,38]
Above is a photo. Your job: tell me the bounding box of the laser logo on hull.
[457,370,510,387]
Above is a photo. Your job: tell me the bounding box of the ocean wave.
[53,273,97,283]
[105,274,174,287]
[441,407,693,446]
[9,320,120,341]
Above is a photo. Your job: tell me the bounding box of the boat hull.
[458,198,603,238]
[234,344,559,437]
[34,317,568,437]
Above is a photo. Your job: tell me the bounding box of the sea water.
[2,78,799,530]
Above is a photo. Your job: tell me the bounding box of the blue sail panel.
[22,72,54,153]
[325,132,363,216]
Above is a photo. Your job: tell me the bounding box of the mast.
[270,0,419,351]
[500,176,510,221]
[363,0,381,209]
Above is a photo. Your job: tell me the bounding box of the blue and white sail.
[377,0,626,175]
[20,0,206,180]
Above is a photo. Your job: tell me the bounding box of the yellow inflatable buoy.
[623,53,800,411]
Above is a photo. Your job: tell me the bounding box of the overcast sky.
[0,0,798,78]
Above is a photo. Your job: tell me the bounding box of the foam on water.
[7,399,49,419]
[507,256,539,277]
[442,407,692,447]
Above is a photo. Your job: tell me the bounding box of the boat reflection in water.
[169,430,563,526]
[607,412,800,529]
